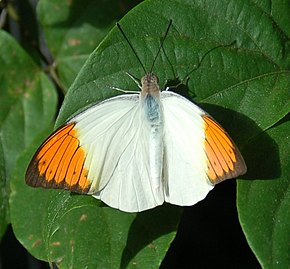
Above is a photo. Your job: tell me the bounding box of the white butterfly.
[26,22,247,212]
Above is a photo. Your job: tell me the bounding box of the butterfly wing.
[26,94,164,212]
[161,91,246,206]
[26,90,246,211]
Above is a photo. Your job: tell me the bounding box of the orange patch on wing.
[203,115,246,184]
[67,147,89,189]
[26,123,91,193]
[205,140,223,179]
[38,125,71,176]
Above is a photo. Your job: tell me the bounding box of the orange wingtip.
[203,115,247,184]
[25,123,91,194]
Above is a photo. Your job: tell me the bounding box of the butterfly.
[25,21,247,212]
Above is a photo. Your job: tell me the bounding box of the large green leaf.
[56,0,289,128]
[37,0,142,91]
[238,120,290,269]
[10,0,290,268]
[10,142,181,268]
[0,30,57,239]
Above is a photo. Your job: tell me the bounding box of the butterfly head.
[141,73,160,97]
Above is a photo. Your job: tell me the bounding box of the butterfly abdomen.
[142,91,164,195]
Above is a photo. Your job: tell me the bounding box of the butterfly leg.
[109,86,140,94]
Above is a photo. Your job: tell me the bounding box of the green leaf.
[272,0,290,38]
[10,144,181,268]
[11,0,290,268]
[237,120,290,269]
[203,71,290,146]
[54,0,290,267]
[56,0,289,129]
[0,141,8,239]
[0,30,57,240]
[37,0,142,91]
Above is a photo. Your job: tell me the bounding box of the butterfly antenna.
[181,40,236,84]
[149,19,173,73]
[161,42,177,79]
[117,22,147,74]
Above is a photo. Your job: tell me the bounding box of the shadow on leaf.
[120,205,182,269]
[200,103,281,180]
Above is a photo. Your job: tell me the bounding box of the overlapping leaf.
[238,120,290,269]
[37,0,142,91]
[0,30,57,238]
[11,146,181,268]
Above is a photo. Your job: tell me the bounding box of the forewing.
[26,123,91,193]
[26,94,164,212]
[203,115,247,183]
[161,91,246,206]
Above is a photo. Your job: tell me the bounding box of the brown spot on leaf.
[68,38,81,46]
[79,214,87,221]
[148,243,155,249]
[32,239,42,248]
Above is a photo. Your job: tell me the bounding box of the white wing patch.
[161,91,214,205]
[67,91,214,211]
[70,94,164,212]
